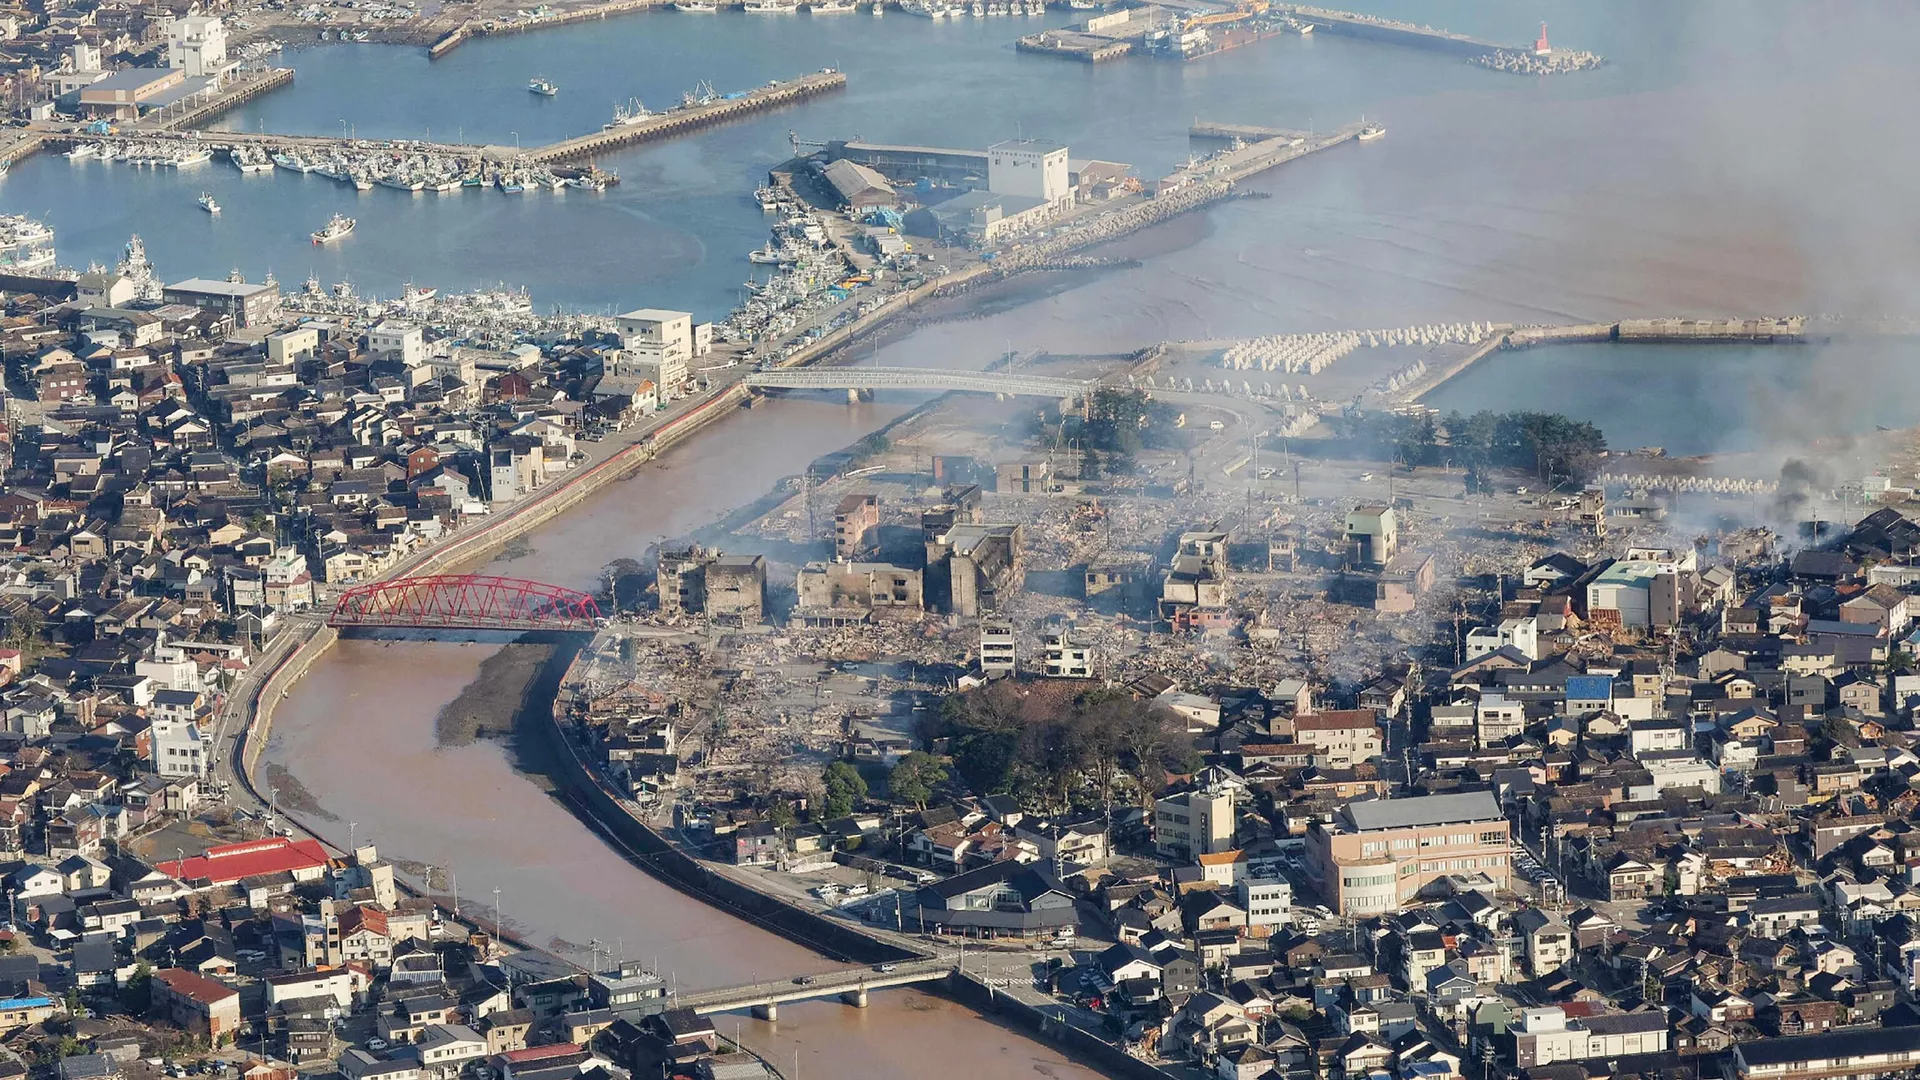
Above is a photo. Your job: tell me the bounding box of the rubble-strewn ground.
[552,354,1777,814]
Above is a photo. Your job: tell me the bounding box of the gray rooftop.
[1342,791,1502,833]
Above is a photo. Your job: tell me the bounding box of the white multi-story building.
[367,321,425,367]
[1155,784,1236,861]
[167,15,227,78]
[1512,1006,1670,1068]
[613,308,710,401]
[150,716,206,779]
[1236,876,1292,928]
[1465,616,1540,661]
[987,138,1073,208]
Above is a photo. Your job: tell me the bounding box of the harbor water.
[58,1,1920,1075]
[1422,338,1920,459]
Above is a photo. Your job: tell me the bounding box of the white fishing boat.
[196,192,220,214]
[1358,117,1385,141]
[311,213,355,244]
[528,76,558,96]
[65,143,96,161]
[672,0,717,9]
[810,0,858,12]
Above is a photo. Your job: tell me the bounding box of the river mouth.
[1420,338,1920,458]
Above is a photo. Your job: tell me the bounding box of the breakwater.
[1275,4,1511,57]
[529,71,847,165]
[1405,316,1811,402]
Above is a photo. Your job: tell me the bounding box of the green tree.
[121,961,152,1015]
[952,729,1019,795]
[821,760,867,819]
[888,752,948,810]
[767,799,796,831]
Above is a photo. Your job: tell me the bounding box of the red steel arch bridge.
[328,575,601,632]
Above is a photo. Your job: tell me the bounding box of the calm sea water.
[0,0,1793,317]
[1421,338,1920,458]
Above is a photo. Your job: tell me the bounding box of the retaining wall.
[938,973,1176,1080]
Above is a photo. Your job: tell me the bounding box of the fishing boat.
[748,243,789,264]
[603,99,652,130]
[197,192,220,214]
[810,0,858,11]
[528,76,558,96]
[1358,120,1385,141]
[312,213,355,244]
[672,0,717,9]
[743,0,797,11]
[65,144,96,162]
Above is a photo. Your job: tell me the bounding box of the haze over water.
[77,2,1920,1075]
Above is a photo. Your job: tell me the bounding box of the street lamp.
[510,131,519,150]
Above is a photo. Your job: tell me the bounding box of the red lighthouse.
[1533,21,1552,56]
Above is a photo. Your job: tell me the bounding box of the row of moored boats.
[65,142,212,168]
[263,147,615,194]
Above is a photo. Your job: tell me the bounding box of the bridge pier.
[842,986,869,1008]
[752,1002,777,1022]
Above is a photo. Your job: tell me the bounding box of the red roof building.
[156,837,329,886]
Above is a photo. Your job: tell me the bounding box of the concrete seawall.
[1405,316,1810,401]
[540,665,924,964]
[529,72,847,165]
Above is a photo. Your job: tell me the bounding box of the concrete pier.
[1274,3,1516,56]
[529,70,846,165]
[843,986,869,1008]
[45,69,845,172]
[752,1003,778,1021]
[151,68,294,131]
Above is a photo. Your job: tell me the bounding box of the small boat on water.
[810,0,858,11]
[672,0,717,9]
[311,213,355,244]
[529,76,558,96]
[66,144,96,161]
[197,192,220,214]
[1358,123,1385,141]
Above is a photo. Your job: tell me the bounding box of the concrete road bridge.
[674,958,951,1019]
[745,366,1097,399]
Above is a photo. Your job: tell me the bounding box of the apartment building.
[1293,710,1383,769]
[1733,1026,1920,1080]
[1154,785,1236,861]
[1512,1006,1670,1068]
[1306,791,1510,914]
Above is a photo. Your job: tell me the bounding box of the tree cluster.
[1325,409,1606,486]
[921,682,1197,814]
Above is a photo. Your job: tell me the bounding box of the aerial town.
[0,3,1907,1080]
